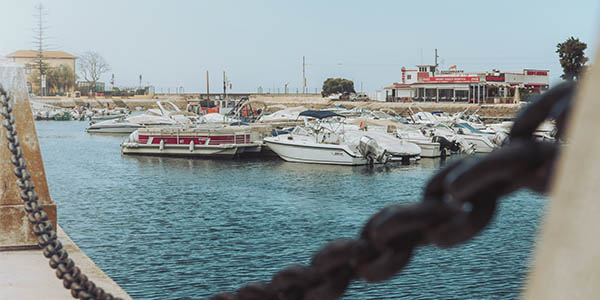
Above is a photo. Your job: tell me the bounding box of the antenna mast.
[223,71,227,100]
[434,49,439,72]
[206,71,210,99]
[302,56,306,94]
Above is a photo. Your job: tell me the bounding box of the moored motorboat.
[264,110,418,165]
[264,130,371,165]
[87,101,199,134]
[86,114,177,134]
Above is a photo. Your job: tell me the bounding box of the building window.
[407,75,412,80]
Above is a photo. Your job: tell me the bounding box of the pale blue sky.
[1,0,598,93]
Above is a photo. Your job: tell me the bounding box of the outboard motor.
[432,135,458,158]
[493,131,510,147]
[454,136,476,154]
[358,136,390,165]
[432,135,475,156]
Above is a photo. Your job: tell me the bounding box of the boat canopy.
[299,110,344,119]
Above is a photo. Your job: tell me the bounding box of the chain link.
[211,81,576,300]
[0,86,123,300]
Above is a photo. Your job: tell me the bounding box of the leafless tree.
[78,51,110,97]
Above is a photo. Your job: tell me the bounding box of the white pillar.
[453,88,456,103]
[484,85,487,103]
[468,85,471,103]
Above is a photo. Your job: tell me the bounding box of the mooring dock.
[0,226,131,299]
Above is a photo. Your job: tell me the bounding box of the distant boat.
[86,114,176,134]
[86,101,194,134]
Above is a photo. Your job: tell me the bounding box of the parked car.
[350,93,369,101]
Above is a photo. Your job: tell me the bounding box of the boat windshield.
[292,126,313,136]
[433,123,452,130]
[455,122,485,134]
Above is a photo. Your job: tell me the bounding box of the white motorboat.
[86,101,197,134]
[259,106,308,122]
[341,119,421,161]
[86,114,177,134]
[264,129,372,165]
[395,125,443,158]
[87,119,143,133]
[89,107,130,122]
[421,123,476,154]
[344,128,421,162]
[453,122,507,151]
[152,101,200,125]
[425,123,495,153]
[344,118,441,158]
[264,110,415,166]
[411,111,453,124]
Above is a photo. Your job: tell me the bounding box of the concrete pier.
[0,226,132,300]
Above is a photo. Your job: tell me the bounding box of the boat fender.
[189,141,194,152]
[159,139,164,151]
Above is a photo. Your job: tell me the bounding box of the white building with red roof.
[384,64,549,103]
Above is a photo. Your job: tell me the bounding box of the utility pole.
[206,71,210,100]
[139,75,142,89]
[223,71,227,100]
[434,48,439,72]
[302,56,306,94]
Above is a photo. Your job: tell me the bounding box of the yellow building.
[6,50,77,95]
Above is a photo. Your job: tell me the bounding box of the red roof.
[7,50,77,59]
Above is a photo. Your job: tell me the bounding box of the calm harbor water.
[35,121,547,300]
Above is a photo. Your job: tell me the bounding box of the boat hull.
[86,126,141,134]
[121,126,262,158]
[121,143,259,157]
[410,140,441,158]
[462,135,495,153]
[264,137,367,165]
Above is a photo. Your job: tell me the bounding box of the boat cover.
[298,110,344,119]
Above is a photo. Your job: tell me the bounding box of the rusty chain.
[0,87,123,300]
[210,81,576,300]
